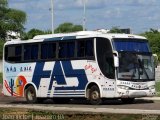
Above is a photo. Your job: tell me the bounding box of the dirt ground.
[0,108,153,120]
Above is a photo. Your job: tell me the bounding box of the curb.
[0,104,160,114]
[138,97,160,101]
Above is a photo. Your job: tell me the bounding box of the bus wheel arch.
[24,83,37,103]
[86,83,102,105]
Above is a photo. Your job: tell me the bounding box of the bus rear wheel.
[89,85,102,105]
[25,86,37,104]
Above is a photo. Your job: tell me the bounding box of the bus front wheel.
[25,86,37,104]
[89,85,102,105]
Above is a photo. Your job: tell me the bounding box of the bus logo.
[32,61,88,91]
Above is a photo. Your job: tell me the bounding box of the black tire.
[121,98,135,104]
[89,85,102,105]
[25,86,37,104]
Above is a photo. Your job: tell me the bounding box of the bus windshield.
[113,38,155,81]
[113,38,151,53]
[117,52,155,81]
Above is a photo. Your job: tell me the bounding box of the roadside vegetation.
[156,81,160,96]
[21,23,83,40]
[0,108,158,120]
[0,73,2,84]
[141,29,160,60]
[0,40,5,59]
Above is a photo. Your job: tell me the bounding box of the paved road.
[0,84,160,114]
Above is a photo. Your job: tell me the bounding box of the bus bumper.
[116,88,156,98]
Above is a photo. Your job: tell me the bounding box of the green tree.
[54,22,83,33]
[21,29,52,40]
[25,29,44,39]
[109,27,123,33]
[149,28,159,34]
[0,40,5,59]
[141,29,160,60]
[43,30,52,34]
[0,0,26,40]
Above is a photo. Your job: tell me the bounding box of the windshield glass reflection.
[118,52,155,81]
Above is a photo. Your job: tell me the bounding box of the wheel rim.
[27,90,34,101]
[91,91,99,100]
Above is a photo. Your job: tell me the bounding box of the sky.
[8,0,160,34]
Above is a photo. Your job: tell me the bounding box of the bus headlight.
[117,85,129,90]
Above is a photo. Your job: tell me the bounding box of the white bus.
[2,31,155,105]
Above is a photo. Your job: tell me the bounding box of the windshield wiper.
[130,63,137,80]
[138,59,149,80]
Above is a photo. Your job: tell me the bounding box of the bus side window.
[67,42,75,58]
[41,43,48,59]
[59,42,67,58]
[5,47,8,61]
[31,44,38,60]
[15,46,22,62]
[24,44,38,61]
[104,54,114,79]
[77,39,94,58]
[58,41,75,59]
[6,46,22,62]
[48,43,56,59]
[24,45,31,61]
[96,38,115,79]
[41,43,56,60]
[86,40,94,57]
[77,40,85,57]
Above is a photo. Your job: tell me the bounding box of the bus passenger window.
[24,44,38,61]
[15,46,22,61]
[86,40,94,57]
[48,43,56,59]
[96,38,115,79]
[58,42,75,59]
[24,45,31,61]
[6,46,22,62]
[67,42,75,58]
[104,55,114,79]
[77,39,94,58]
[59,42,67,58]
[77,41,85,57]
[41,44,48,59]
[41,43,57,60]
[31,44,38,60]
[5,47,8,61]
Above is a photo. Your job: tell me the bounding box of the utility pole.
[51,0,54,34]
[83,0,86,31]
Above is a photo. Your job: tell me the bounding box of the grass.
[156,81,160,96]
[0,73,2,84]
[0,108,159,120]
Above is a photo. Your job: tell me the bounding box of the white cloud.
[76,0,105,9]
[8,0,160,33]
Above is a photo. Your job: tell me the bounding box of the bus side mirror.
[114,56,119,67]
[113,52,119,67]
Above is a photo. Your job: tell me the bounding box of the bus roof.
[5,31,147,45]
[33,31,146,40]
